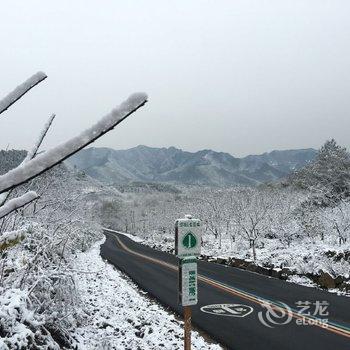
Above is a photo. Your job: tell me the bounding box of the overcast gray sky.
[0,0,349,157]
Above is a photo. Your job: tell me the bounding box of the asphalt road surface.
[101,229,350,350]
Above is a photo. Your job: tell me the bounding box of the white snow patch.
[287,275,317,288]
[73,239,221,349]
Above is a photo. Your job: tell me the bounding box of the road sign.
[175,216,201,258]
[200,304,253,317]
[178,257,198,306]
[175,215,200,350]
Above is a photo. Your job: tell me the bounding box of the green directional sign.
[182,232,197,249]
[175,216,201,258]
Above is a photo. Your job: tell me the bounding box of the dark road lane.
[101,229,350,350]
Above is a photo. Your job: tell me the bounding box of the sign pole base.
[184,306,191,350]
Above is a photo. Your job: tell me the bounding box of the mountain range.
[66,145,317,186]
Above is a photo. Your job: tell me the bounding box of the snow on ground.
[130,231,350,295]
[201,235,350,279]
[154,231,350,282]
[73,239,222,350]
[286,275,318,288]
[286,275,350,297]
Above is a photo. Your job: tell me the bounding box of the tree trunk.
[251,239,256,261]
[214,228,218,239]
[230,235,235,252]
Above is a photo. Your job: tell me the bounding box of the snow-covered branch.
[0,93,148,194]
[0,193,7,207]
[0,72,47,116]
[0,191,39,219]
[24,114,55,162]
[0,114,55,207]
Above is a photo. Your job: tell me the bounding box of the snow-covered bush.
[0,288,60,350]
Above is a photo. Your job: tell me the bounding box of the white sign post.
[179,257,198,306]
[175,215,201,350]
[175,216,201,258]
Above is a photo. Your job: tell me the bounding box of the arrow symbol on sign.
[183,232,197,248]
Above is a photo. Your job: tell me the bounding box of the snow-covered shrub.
[0,288,60,350]
[0,165,100,348]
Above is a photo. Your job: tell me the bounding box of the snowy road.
[101,229,350,350]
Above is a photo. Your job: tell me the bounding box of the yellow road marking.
[107,230,350,339]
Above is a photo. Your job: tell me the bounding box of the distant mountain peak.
[66,146,317,186]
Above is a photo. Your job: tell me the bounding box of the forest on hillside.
[102,139,350,293]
